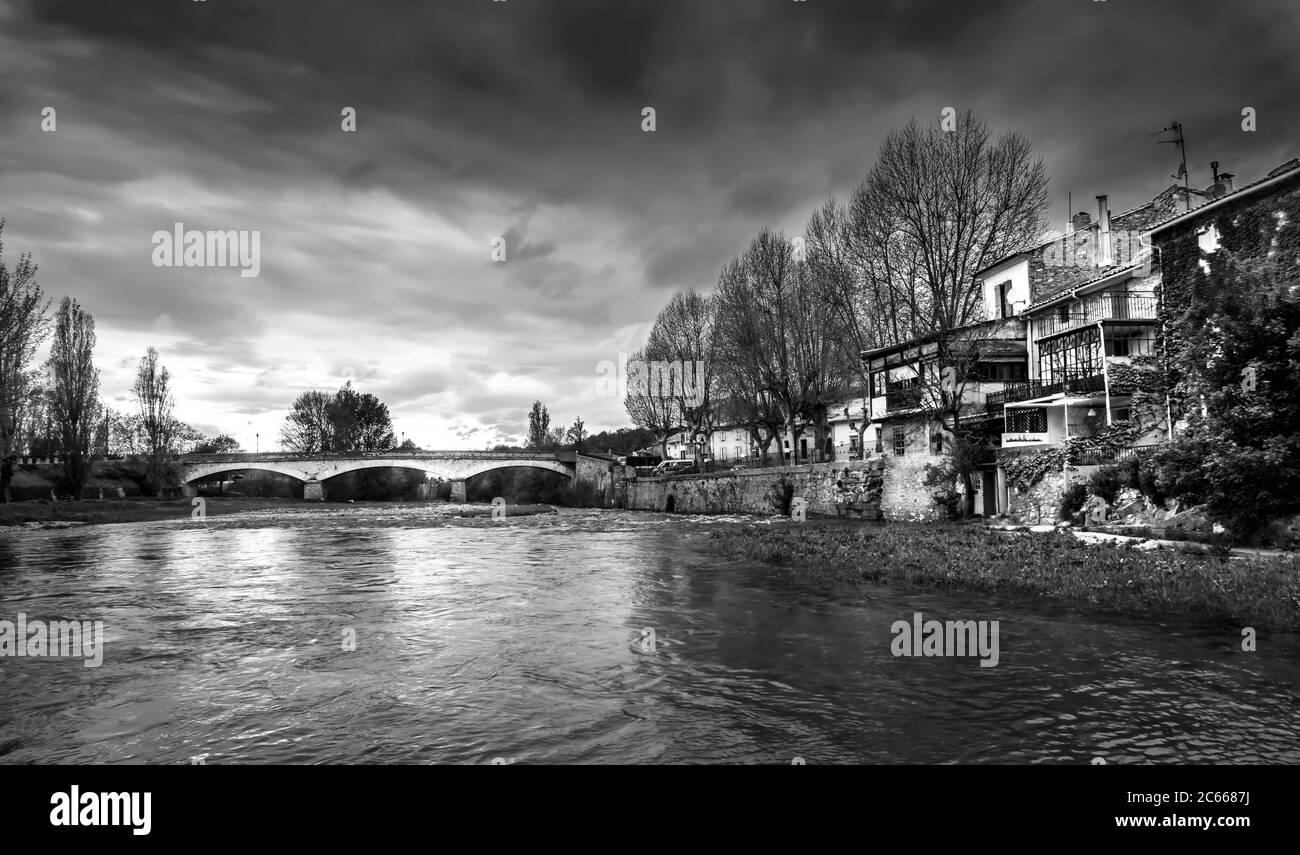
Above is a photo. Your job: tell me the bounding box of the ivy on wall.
[998,447,1067,490]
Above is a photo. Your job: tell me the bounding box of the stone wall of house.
[1004,466,1099,525]
[619,460,873,516]
[876,420,948,523]
[878,451,946,522]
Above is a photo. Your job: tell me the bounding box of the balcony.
[985,374,1107,413]
[1033,293,1157,340]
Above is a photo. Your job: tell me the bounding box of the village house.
[1145,157,1300,428]
[983,188,1186,463]
[655,398,875,468]
[863,316,1029,518]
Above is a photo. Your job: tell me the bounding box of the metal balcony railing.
[984,374,1107,413]
[1033,293,1157,339]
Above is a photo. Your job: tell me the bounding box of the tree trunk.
[959,469,976,518]
[0,456,12,503]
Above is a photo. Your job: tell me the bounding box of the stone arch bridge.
[181,451,586,502]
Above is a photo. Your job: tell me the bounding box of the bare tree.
[847,110,1049,513]
[526,400,551,450]
[132,347,179,493]
[0,222,51,500]
[713,230,847,464]
[566,416,587,452]
[848,109,1048,342]
[281,390,333,453]
[47,298,101,497]
[646,289,716,470]
[623,346,679,460]
[805,198,882,456]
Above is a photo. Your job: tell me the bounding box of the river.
[2,506,1298,764]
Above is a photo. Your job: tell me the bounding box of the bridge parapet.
[182,450,567,464]
[179,451,579,493]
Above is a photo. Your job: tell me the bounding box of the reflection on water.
[1,506,1298,764]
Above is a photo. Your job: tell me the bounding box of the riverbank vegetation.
[709,522,1300,630]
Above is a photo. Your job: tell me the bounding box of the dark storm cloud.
[1,0,1295,447]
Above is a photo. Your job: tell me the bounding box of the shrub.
[1116,456,1140,490]
[1151,435,1214,506]
[1059,482,1088,520]
[923,458,961,519]
[1137,460,1165,505]
[1087,465,1123,504]
[1202,439,1300,539]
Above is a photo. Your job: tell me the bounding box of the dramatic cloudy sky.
[0,0,1295,450]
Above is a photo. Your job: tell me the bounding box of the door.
[982,470,997,516]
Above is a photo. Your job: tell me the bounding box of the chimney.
[1071,210,1092,231]
[1096,195,1113,266]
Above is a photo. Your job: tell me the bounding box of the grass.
[0,496,307,528]
[709,522,1300,630]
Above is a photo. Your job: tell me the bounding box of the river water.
[1,506,1298,764]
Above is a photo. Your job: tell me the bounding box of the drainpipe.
[1062,399,1069,475]
[1099,320,1112,427]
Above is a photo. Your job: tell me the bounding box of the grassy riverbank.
[0,496,308,528]
[710,522,1300,630]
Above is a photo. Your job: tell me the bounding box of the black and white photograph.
[0,0,1296,812]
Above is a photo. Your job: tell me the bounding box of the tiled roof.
[1024,261,1145,312]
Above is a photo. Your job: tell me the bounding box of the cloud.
[1,0,1295,449]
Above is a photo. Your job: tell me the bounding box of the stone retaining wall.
[620,460,875,516]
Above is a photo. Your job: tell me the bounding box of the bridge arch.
[180,455,576,486]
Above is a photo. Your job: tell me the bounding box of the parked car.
[653,459,698,476]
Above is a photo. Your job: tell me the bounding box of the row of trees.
[525,401,587,451]
[626,110,1050,493]
[1,223,228,499]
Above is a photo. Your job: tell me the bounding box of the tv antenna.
[1152,121,1191,211]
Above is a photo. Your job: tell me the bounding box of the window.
[1006,408,1048,433]
[1113,407,1131,422]
[1039,326,1102,385]
[998,281,1014,318]
[875,431,883,454]
[735,445,742,460]
[892,425,907,457]
[1108,337,1130,357]
[970,362,1028,382]
[931,428,945,455]
[719,447,728,461]
[1057,304,1070,325]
